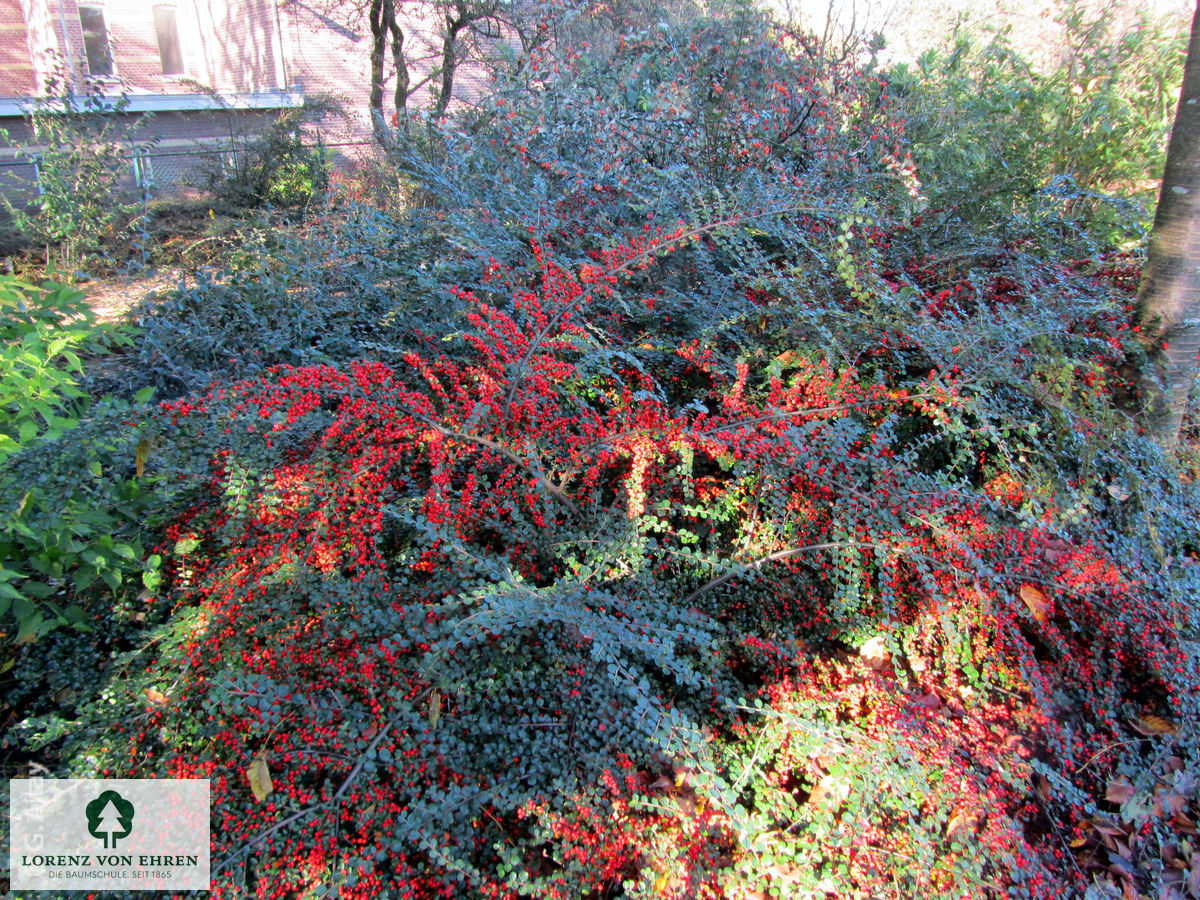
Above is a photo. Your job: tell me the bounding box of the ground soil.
[81,269,180,323]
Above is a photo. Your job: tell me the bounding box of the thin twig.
[402,406,581,517]
[499,203,821,421]
[681,540,884,606]
[210,716,398,876]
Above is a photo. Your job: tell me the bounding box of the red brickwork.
[276,2,508,147]
[0,1,290,98]
[0,0,505,197]
[277,1,373,145]
[0,0,36,96]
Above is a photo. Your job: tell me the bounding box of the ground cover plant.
[2,2,1199,899]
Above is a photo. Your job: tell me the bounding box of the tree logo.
[85,790,134,849]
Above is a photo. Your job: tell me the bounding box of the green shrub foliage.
[888,1,1188,243]
[0,76,153,275]
[199,104,331,211]
[7,6,1199,900]
[0,278,168,644]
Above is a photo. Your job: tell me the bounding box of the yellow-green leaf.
[135,438,152,477]
[247,754,272,802]
[428,690,442,729]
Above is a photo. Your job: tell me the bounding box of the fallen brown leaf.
[911,692,942,710]
[145,687,168,706]
[1168,792,1188,817]
[1044,538,1072,563]
[947,810,977,838]
[859,636,891,671]
[1090,818,1128,837]
[1106,778,1135,805]
[1132,714,1178,736]
[1020,584,1051,626]
[808,775,849,808]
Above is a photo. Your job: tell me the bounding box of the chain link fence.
[0,137,379,202]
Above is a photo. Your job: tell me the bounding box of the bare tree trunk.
[390,3,409,125]
[1136,0,1200,447]
[433,1,471,118]
[368,0,389,143]
[369,0,408,147]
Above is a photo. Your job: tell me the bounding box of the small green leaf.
[174,537,201,556]
[73,566,97,591]
[142,568,161,592]
[22,581,53,599]
[15,609,44,643]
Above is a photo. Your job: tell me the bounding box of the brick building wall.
[0,0,304,198]
[0,0,36,96]
[275,2,375,150]
[0,0,504,199]
[0,0,292,97]
[275,2,495,149]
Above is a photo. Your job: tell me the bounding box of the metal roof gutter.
[0,89,305,117]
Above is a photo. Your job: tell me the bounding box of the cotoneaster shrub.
[7,5,1199,900]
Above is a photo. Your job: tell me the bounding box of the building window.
[153,6,183,75]
[78,5,113,76]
